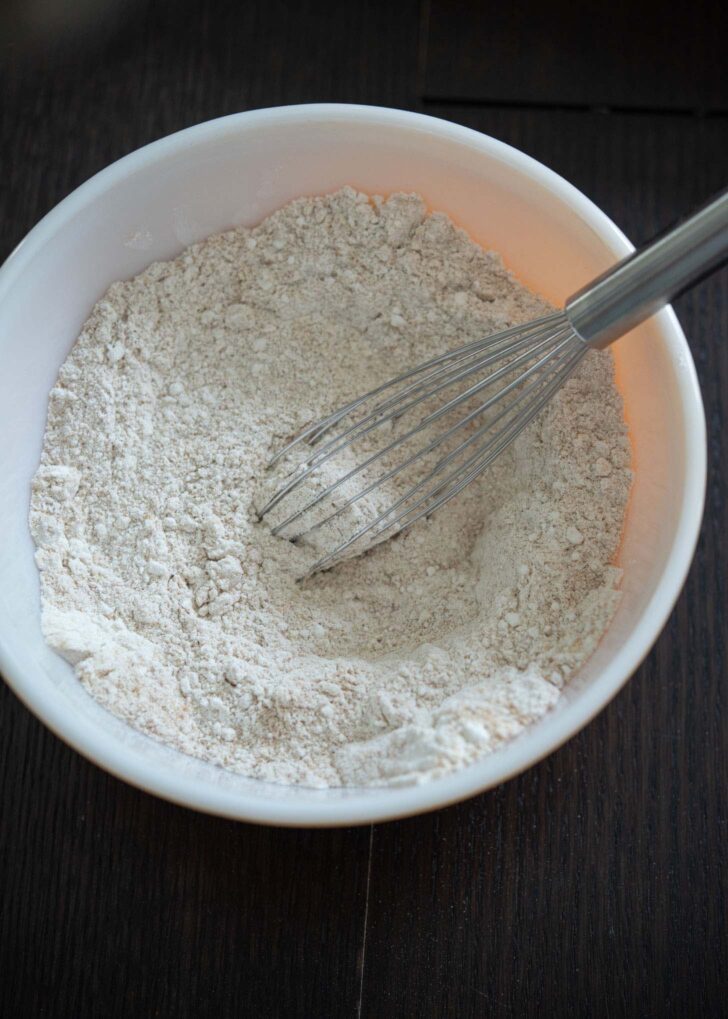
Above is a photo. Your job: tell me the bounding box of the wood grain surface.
[1,2,726,1015]
[423,0,728,111]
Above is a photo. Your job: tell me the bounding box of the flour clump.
[30,188,631,787]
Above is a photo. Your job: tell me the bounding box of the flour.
[30,188,631,788]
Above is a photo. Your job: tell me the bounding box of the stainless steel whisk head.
[258,189,728,576]
[258,313,586,573]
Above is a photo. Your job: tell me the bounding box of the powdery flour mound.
[30,188,631,787]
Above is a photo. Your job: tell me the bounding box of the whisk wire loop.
[290,337,582,546]
[270,326,575,537]
[306,338,586,574]
[259,319,569,523]
[260,313,593,574]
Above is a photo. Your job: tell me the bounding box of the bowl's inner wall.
[0,112,692,803]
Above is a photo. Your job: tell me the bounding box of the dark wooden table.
[2,2,726,1015]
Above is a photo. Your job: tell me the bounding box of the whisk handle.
[566,188,728,348]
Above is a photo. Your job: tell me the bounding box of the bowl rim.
[0,103,707,826]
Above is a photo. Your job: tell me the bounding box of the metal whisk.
[258,189,728,575]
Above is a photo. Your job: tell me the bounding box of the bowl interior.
[0,107,704,824]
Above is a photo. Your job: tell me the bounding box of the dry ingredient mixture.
[30,188,631,787]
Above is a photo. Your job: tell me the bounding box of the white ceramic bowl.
[0,104,706,826]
